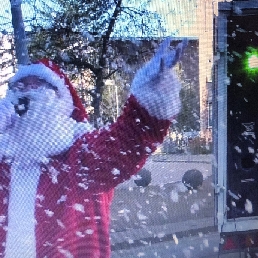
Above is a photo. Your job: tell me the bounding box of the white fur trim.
[5,164,41,258]
[10,64,69,99]
[9,63,74,116]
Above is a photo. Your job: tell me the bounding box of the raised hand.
[131,38,187,120]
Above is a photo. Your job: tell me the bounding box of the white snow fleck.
[118,208,130,222]
[214,247,219,253]
[137,211,148,220]
[157,232,165,238]
[36,194,45,202]
[173,234,179,245]
[73,203,85,213]
[57,219,65,229]
[161,202,167,212]
[140,188,145,193]
[43,241,53,247]
[139,240,148,245]
[190,203,199,214]
[85,229,94,235]
[49,166,60,184]
[58,247,74,258]
[245,199,253,214]
[203,238,209,247]
[41,157,50,164]
[132,174,141,180]
[80,166,89,171]
[57,195,67,204]
[111,168,120,176]
[228,190,240,200]
[234,146,241,153]
[45,209,54,217]
[81,144,89,152]
[0,216,6,223]
[241,178,255,183]
[145,147,152,153]
[76,231,85,238]
[248,147,255,154]
[78,183,88,190]
[170,190,179,202]
[62,164,71,172]
[128,239,134,244]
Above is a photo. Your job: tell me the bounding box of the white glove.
[0,97,15,133]
[130,38,187,120]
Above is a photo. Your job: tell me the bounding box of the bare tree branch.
[100,0,122,67]
[104,69,118,80]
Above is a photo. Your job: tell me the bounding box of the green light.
[243,47,258,75]
[248,55,258,69]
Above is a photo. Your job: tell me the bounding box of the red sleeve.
[77,95,171,191]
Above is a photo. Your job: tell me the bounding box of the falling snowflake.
[170,190,179,202]
[173,234,179,245]
[73,203,85,213]
[245,199,253,214]
[58,247,73,258]
[137,211,148,220]
[45,209,54,217]
[85,229,94,235]
[203,238,209,247]
[234,146,241,153]
[145,147,152,153]
[56,219,65,229]
[57,195,67,204]
[111,168,120,176]
[190,203,199,214]
[76,231,85,238]
[49,166,60,184]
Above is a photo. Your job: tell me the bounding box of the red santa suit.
[0,39,185,257]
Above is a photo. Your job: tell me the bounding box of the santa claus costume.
[0,39,185,257]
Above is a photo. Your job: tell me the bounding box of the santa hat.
[9,58,88,122]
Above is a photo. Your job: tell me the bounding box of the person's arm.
[77,39,187,191]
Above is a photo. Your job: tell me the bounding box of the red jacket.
[0,95,170,257]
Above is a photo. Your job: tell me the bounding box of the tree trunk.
[91,0,122,127]
[91,68,104,127]
[10,0,30,65]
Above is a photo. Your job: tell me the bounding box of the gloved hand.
[130,38,187,120]
[0,97,15,133]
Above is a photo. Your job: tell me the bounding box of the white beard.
[0,87,90,166]
[1,86,92,258]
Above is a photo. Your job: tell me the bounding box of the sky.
[149,0,198,37]
[0,0,198,37]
